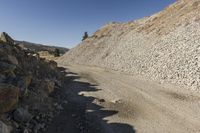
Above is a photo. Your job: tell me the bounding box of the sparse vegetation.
[54,48,60,57]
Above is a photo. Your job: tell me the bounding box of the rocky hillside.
[0,36,68,133]
[58,0,200,92]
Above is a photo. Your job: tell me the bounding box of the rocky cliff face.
[0,32,14,44]
[59,0,200,92]
[0,35,67,133]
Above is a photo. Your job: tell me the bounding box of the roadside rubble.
[0,34,67,133]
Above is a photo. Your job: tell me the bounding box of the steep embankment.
[59,0,200,92]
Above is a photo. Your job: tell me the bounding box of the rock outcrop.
[59,0,200,92]
[0,35,67,133]
[0,32,14,44]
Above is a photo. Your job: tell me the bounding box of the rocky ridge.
[58,0,200,92]
[0,34,67,133]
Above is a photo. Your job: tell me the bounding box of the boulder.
[0,121,10,133]
[0,54,18,66]
[49,61,57,69]
[15,75,32,96]
[5,55,18,65]
[41,80,55,94]
[0,84,19,114]
[46,80,55,94]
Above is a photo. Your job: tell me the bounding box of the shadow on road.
[45,67,136,133]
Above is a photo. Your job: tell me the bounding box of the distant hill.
[15,41,69,55]
[0,32,69,55]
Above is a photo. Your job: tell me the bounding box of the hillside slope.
[58,0,200,91]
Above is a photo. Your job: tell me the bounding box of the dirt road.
[47,65,200,133]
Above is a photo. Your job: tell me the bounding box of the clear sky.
[0,0,176,48]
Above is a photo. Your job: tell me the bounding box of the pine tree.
[82,32,88,41]
[54,48,60,57]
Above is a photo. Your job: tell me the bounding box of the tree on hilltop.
[82,32,88,41]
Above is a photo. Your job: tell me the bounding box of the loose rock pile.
[0,34,66,133]
[59,0,200,92]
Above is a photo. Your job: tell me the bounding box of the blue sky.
[0,0,176,48]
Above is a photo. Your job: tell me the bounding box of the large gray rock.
[0,121,10,133]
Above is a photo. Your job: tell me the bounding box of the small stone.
[23,129,29,133]
[56,104,64,110]
[13,121,19,128]
[72,114,76,117]
[36,116,40,120]
[13,107,32,123]
[62,100,68,106]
